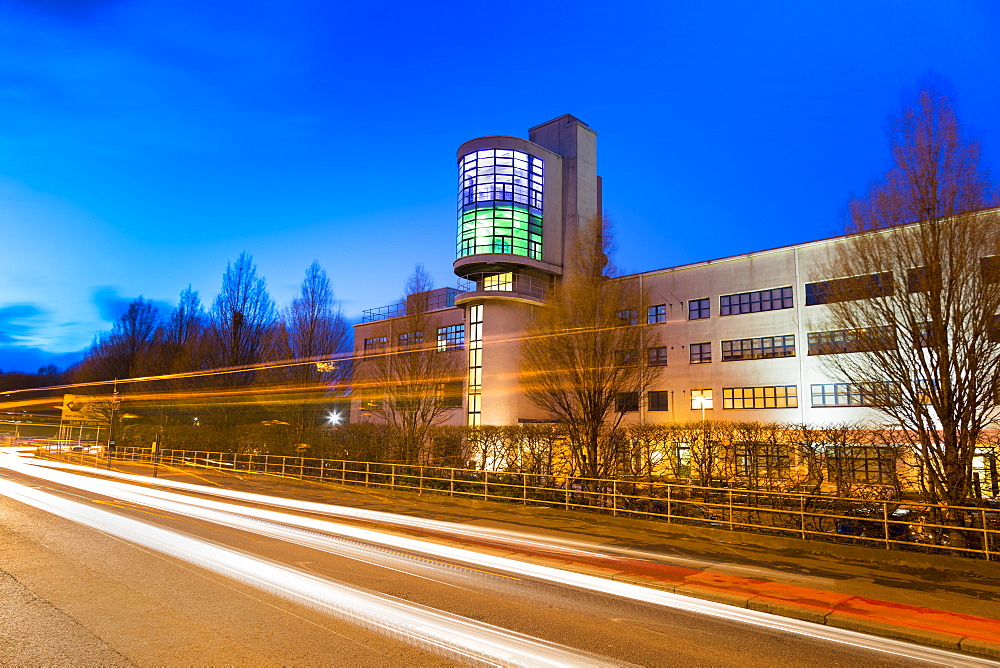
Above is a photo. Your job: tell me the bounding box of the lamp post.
[693,396,707,422]
[106,380,120,470]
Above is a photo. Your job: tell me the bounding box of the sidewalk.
[62,458,1000,661]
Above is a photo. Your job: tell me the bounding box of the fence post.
[882,501,890,550]
[728,490,734,530]
[565,480,569,510]
[613,480,618,517]
[365,462,370,487]
[982,508,991,561]
[800,496,806,540]
[419,466,424,493]
[522,472,527,505]
[300,457,304,479]
[484,470,489,500]
[342,460,347,484]
[450,468,455,496]
[667,484,672,521]
[281,456,287,477]
[391,464,396,490]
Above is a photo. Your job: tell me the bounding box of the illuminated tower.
[454,115,601,426]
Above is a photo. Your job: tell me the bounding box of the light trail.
[3,455,995,667]
[0,471,624,668]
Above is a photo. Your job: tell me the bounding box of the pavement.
[8,454,1000,663]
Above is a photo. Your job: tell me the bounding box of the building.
[351,114,998,431]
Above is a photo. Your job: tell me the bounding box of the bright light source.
[326,411,341,426]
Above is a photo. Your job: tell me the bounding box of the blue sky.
[1,0,999,372]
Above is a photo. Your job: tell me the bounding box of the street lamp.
[692,395,708,422]
[326,411,342,426]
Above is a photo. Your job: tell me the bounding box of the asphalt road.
[0,456,989,667]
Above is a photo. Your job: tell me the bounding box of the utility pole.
[107,379,119,470]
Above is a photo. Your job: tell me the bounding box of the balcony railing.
[362,287,460,323]
[457,272,550,301]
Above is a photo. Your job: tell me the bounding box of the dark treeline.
[66,253,351,451]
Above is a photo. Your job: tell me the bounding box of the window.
[618,349,640,366]
[720,287,793,315]
[647,304,666,324]
[616,309,638,325]
[735,443,790,477]
[647,346,668,366]
[807,327,896,355]
[483,273,514,291]
[906,266,939,293]
[982,256,1000,284]
[691,389,713,410]
[722,385,797,409]
[811,382,899,407]
[826,446,897,485]
[688,298,710,320]
[437,382,463,409]
[458,149,543,261]
[690,342,711,364]
[363,336,387,353]
[648,391,669,411]
[436,324,464,352]
[805,272,893,306]
[721,335,795,361]
[467,304,483,426]
[398,331,423,348]
[617,392,639,413]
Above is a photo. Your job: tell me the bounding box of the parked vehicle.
[835,506,924,543]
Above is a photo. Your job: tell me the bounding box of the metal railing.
[44,445,1000,561]
[456,272,550,300]
[362,288,460,322]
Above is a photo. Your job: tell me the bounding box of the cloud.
[92,286,135,322]
[0,303,46,345]
[0,344,84,374]
[91,286,174,324]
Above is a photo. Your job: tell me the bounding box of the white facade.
[351,116,937,427]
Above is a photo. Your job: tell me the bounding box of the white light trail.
[5,455,995,666]
[0,471,623,667]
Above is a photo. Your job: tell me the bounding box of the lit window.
[690,342,711,364]
[458,149,543,261]
[691,389,713,410]
[483,273,514,291]
[647,304,666,324]
[720,287,793,315]
[688,298,710,320]
[467,304,483,426]
[647,347,668,366]
[722,386,798,409]
[436,325,464,352]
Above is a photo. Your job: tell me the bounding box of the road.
[0,453,992,666]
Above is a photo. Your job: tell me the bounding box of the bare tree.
[520,216,661,483]
[355,265,464,463]
[207,252,279,373]
[279,261,350,442]
[816,81,1000,510]
[80,297,160,381]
